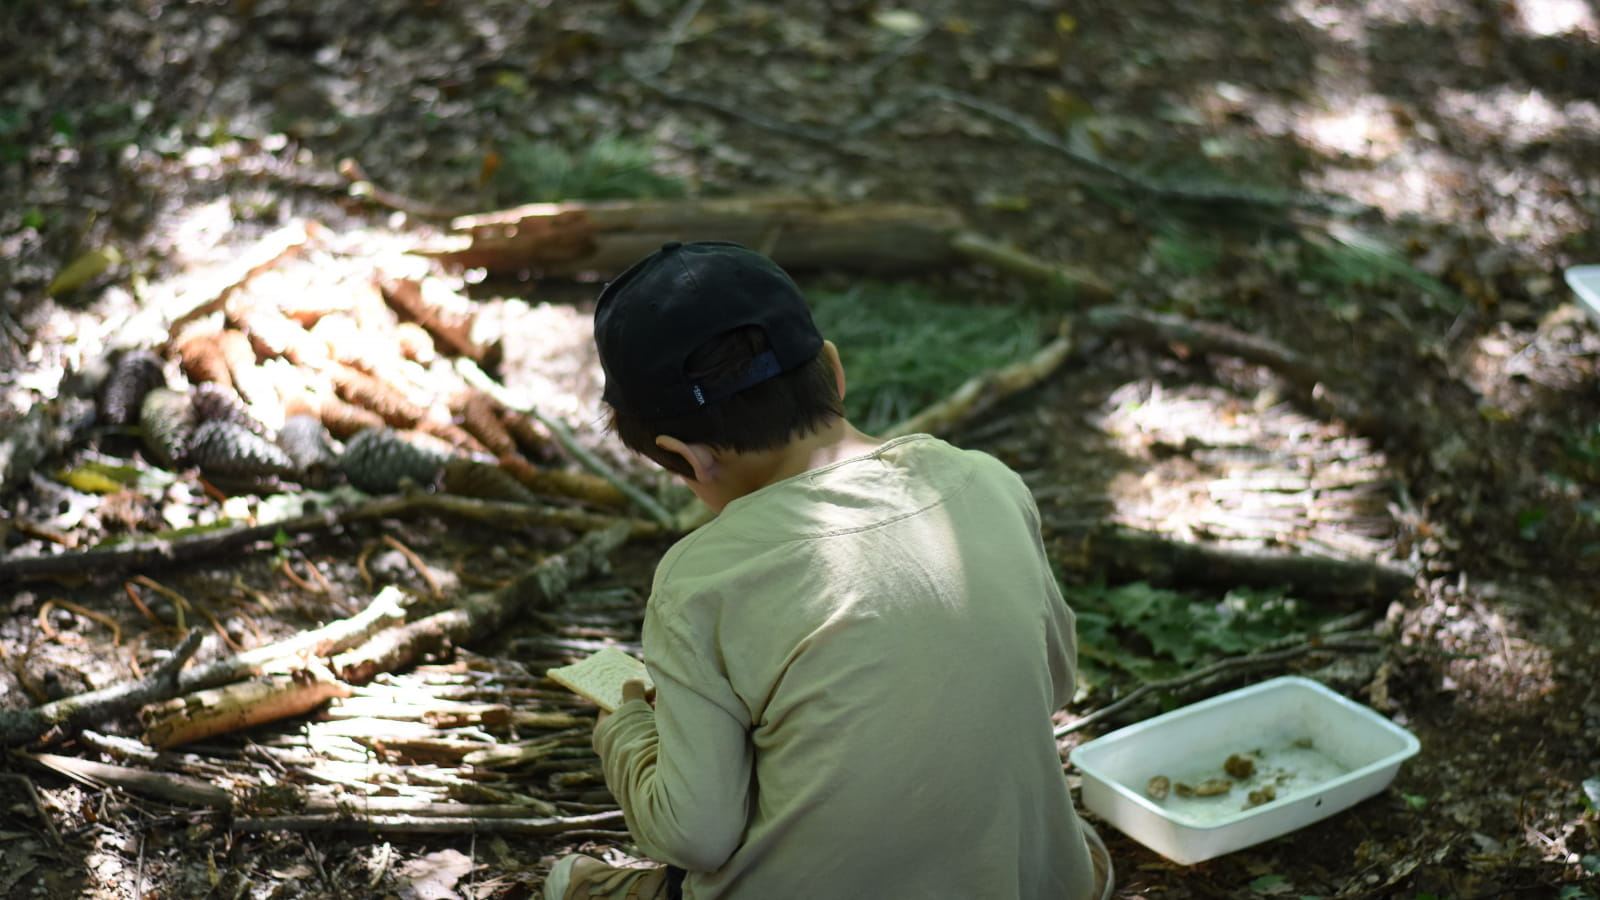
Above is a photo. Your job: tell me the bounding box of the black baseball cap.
[594,241,824,418]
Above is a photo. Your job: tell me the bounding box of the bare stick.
[1083,306,1324,389]
[231,809,627,835]
[0,492,660,584]
[457,359,677,530]
[172,586,408,695]
[883,325,1077,440]
[20,752,235,809]
[1054,634,1381,738]
[0,629,202,748]
[950,231,1113,301]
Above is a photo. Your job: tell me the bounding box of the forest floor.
[2,1,1599,898]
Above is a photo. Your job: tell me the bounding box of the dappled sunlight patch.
[1463,304,1600,420]
[1404,590,1559,715]
[1504,0,1599,39]
[1433,87,1600,150]
[1093,379,1396,560]
[1292,96,1411,161]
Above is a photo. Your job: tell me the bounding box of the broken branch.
[457,359,677,530]
[0,492,661,585]
[883,323,1078,440]
[0,629,203,748]
[1066,526,1416,601]
[1055,632,1382,737]
[231,808,626,835]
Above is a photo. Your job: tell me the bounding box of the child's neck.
[718,418,882,507]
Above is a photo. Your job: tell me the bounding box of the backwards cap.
[594,241,824,418]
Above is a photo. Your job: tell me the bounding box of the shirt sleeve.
[1009,467,1079,710]
[592,601,753,872]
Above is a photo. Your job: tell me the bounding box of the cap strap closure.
[691,350,783,406]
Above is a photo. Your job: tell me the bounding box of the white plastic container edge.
[1068,675,1420,865]
[1567,265,1600,327]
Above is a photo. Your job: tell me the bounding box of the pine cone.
[451,390,518,458]
[339,427,446,494]
[188,419,297,481]
[191,382,271,437]
[277,414,341,489]
[316,396,387,440]
[138,387,196,469]
[175,331,232,389]
[441,457,538,504]
[328,364,426,427]
[100,350,167,428]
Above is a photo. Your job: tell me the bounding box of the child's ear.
[823,340,846,400]
[654,435,719,483]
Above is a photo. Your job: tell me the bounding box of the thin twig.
[0,773,64,849]
[624,0,709,77]
[619,14,1357,213]
[231,809,627,835]
[456,359,677,530]
[382,534,443,600]
[1055,634,1382,737]
[37,598,123,646]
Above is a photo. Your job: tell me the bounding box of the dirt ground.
[3,1,1599,898]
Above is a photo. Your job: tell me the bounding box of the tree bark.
[417,195,969,275]
[1067,526,1415,601]
[0,630,203,748]
[0,492,660,585]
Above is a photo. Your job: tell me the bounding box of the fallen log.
[0,491,661,585]
[1063,526,1416,601]
[140,666,353,749]
[416,195,969,276]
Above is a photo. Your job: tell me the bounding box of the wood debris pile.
[92,222,625,509]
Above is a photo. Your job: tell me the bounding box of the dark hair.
[607,325,842,477]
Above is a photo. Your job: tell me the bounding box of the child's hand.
[597,678,653,728]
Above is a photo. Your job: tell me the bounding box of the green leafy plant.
[1065,580,1333,683]
[806,281,1044,435]
[1245,873,1290,895]
[490,133,687,205]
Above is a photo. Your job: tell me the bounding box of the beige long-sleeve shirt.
[594,434,1096,899]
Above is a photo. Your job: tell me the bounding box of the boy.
[545,241,1112,900]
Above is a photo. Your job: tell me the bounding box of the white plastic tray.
[1567,265,1600,327]
[1068,676,1419,865]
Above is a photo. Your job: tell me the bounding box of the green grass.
[1303,226,1462,310]
[1149,224,1226,277]
[807,281,1045,434]
[490,133,687,204]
